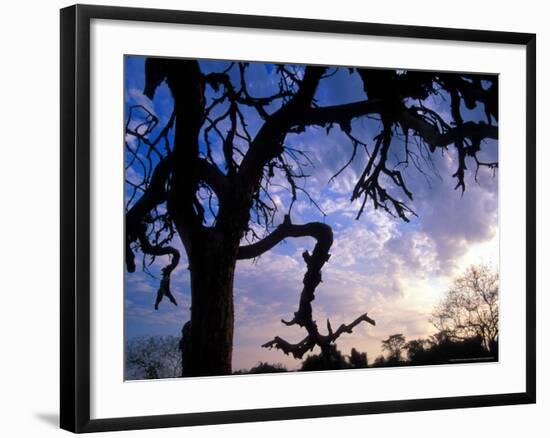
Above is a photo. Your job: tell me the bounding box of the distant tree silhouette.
[300,346,369,371]
[301,345,349,371]
[405,338,429,363]
[125,335,182,379]
[126,57,498,375]
[233,362,288,374]
[405,332,492,365]
[349,347,369,368]
[372,355,387,367]
[381,334,407,363]
[431,265,499,354]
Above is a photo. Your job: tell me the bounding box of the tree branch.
[196,157,228,200]
[237,215,331,260]
[261,336,314,359]
[399,107,498,150]
[246,215,375,360]
[135,221,181,309]
[126,156,172,272]
[238,66,327,189]
[262,312,375,360]
[294,99,383,128]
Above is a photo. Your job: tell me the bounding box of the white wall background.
[0,0,546,436]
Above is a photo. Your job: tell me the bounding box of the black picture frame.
[60,4,536,433]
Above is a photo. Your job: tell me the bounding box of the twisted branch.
[241,215,375,360]
[135,221,181,309]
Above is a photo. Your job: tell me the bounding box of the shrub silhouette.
[300,346,369,371]
[405,332,494,365]
[233,362,288,374]
[249,362,288,373]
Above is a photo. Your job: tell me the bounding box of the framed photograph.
[60,4,536,433]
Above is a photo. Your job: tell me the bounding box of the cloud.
[126,87,155,114]
[405,148,499,274]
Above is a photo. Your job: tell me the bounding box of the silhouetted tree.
[381,334,407,363]
[301,345,349,371]
[300,346,369,371]
[405,338,429,363]
[404,332,493,365]
[431,265,498,353]
[372,355,387,367]
[125,57,498,376]
[435,332,486,363]
[233,362,288,374]
[125,335,182,380]
[349,347,369,368]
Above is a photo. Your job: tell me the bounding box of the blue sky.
[124,56,498,372]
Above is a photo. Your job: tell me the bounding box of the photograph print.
[124,55,499,380]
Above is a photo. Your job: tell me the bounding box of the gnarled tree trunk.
[181,236,238,376]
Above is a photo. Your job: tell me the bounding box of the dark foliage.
[407,333,496,366]
[373,355,388,367]
[349,348,369,368]
[381,333,407,362]
[233,362,288,374]
[300,346,369,371]
[372,332,496,368]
